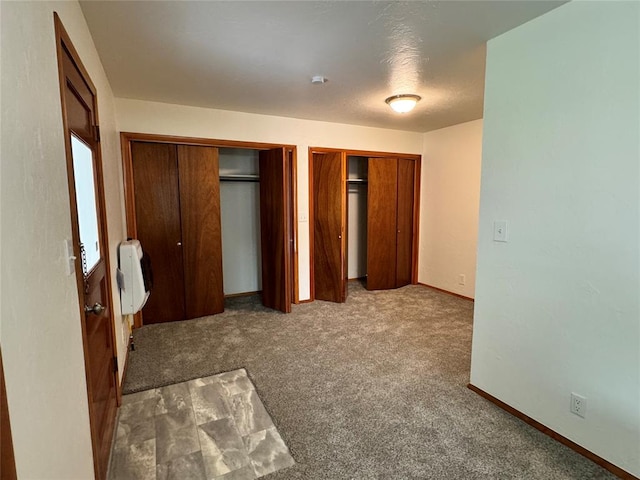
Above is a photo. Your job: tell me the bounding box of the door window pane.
[71,135,100,273]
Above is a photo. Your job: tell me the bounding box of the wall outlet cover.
[570,392,586,418]
[493,220,508,242]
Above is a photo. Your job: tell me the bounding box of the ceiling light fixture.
[311,75,328,84]
[385,94,421,113]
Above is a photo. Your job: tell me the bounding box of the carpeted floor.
[123,282,615,479]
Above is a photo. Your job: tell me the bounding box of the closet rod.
[219,174,260,182]
[347,178,368,184]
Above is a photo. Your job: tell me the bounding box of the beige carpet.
[123,282,615,479]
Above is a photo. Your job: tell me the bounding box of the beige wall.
[0,1,127,477]
[471,1,639,475]
[1,3,482,475]
[115,98,425,300]
[419,119,482,298]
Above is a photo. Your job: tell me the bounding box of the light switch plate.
[494,221,508,242]
[64,239,76,276]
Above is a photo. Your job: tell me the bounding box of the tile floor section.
[108,369,295,480]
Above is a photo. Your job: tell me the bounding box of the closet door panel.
[367,157,398,290]
[259,147,292,313]
[313,152,347,302]
[177,145,225,318]
[396,158,415,287]
[131,142,185,324]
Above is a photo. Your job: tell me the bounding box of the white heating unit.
[118,239,151,315]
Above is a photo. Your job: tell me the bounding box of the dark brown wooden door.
[259,148,292,312]
[131,143,225,322]
[287,149,297,302]
[177,145,225,317]
[131,142,186,324]
[367,158,399,290]
[1,348,16,480]
[395,158,415,287]
[56,15,117,479]
[313,152,347,302]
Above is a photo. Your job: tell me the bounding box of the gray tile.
[118,395,161,422]
[243,427,294,477]
[188,375,220,392]
[199,417,252,477]
[156,382,192,414]
[110,373,283,480]
[191,382,231,425]
[114,415,155,451]
[121,388,160,406]
[229,390,273,436]
[157,451,207,480]
[108,438,155,480]
[217,369,254,396]
[213,464,257,480]
[155,408,200,465]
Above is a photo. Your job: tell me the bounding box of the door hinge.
[94,125,101,143]
[113,356,118,374]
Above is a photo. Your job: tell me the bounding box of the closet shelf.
[220,174,260,182]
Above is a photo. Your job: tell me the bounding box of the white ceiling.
[80,1,565,132]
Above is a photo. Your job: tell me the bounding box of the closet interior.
[347,156,368,281]
[219,148,262,297]
[126,137,294,325]
[312,149,420,303]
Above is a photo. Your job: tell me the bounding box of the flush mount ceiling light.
[311,75,328,84]
[385,94,421,113]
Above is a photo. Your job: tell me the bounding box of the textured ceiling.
[80,1,565,132]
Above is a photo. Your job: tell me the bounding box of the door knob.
[85,302,105,315]
[177,242,182,246]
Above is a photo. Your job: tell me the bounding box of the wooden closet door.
[395,158,415,287]
[313,152,347,302]
[367,158,398,290]
[131,142,186,323]
[259,148,292,313]
[177,145,225,318]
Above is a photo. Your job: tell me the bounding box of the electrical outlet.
[570,392,587,418]
[458,274,466,285]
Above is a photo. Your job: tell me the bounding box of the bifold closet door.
[177,145,224,318]
[395,158,415,287]
[131,142,224,323]
[367,158,398,290]
[259,148,292,313]
[131,142,186,323]
[367,157,415,290]
[312,152,347,303]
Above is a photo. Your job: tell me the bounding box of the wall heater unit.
[118,239,151,315]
